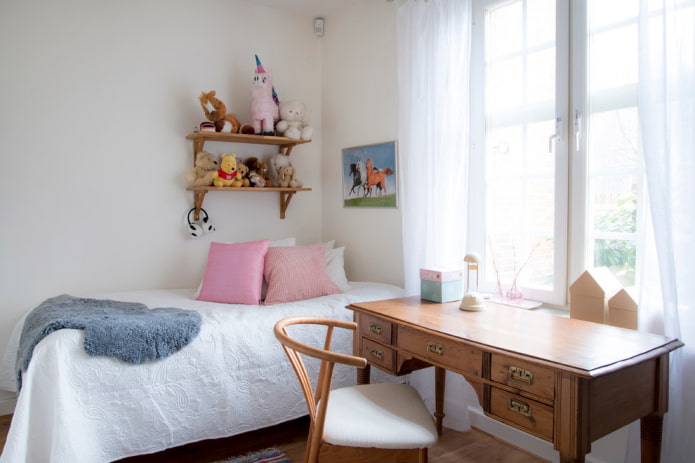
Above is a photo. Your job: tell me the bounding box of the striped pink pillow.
[264,242,341,304]
[197,239,271,305]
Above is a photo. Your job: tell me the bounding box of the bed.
[0,240,405,463]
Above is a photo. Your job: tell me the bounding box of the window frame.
[469,0,647,307]
[468,0,570,307]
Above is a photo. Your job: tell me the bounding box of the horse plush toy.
[251,54,279,135]
[199,90,241,133]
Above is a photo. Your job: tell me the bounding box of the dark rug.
[217,447,291,463]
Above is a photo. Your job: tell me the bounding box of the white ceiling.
[245,0,390,17]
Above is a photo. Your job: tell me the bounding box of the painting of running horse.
[342,141,398,208]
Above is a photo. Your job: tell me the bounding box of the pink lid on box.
[419,268,463,282]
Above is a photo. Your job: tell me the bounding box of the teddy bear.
[213,153,243,187]
[277,165,300,188]
[244,156,270,186]
[275,100,313,140]
[199,90,241,133]
[186,151,218,186]
[237,161,251,187]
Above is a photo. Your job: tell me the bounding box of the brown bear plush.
[237,161,251,187]
[186,151,218,186]
[244,156,270,186]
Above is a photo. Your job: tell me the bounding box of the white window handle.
[548,117,562,152]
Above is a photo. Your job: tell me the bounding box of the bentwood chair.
[274,317,438,463]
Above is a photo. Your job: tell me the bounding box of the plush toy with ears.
[275,100,313,140]
[213,154,243,187]
[270,154,303,188]
[278,165,301,188]
[186,151,218,186]
[199,90,241,133]
[244,157,270,186]
[237,161,251,187]
[251,55,279,135]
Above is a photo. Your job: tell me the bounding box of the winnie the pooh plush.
[275,100,313,140]
[199,90,241,133]
[186,151,218,186]
[213,154,243,187]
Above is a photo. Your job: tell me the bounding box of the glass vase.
[505,280,524,303]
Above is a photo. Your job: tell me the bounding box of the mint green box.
[420,279,462,303]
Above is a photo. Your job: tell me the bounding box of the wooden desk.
[347,297,683,463]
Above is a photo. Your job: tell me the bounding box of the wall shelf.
[186,132,312,219]
[187,186,312,220]
[186,132,310,165]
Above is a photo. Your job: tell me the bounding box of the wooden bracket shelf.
[186,132,310,165]
[187,186,312,220]
[186,131,311,219]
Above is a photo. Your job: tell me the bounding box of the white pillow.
[271,237,297,247]
[326,246,351,292]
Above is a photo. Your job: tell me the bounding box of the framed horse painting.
[342,141,398,208]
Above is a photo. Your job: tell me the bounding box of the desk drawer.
[361,338,395,372]
[490,354,555,401]
[358,313,393,344]
[397,325,482,377]
[489,387,553,442]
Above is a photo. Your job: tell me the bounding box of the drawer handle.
[427,341,445,356]
[369,347,384,361]
[369,322,383,336]
[508,398,532,417]
[509,366,534,386]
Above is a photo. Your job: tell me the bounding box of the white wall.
[0,0,324,353]
[320,2,404,287]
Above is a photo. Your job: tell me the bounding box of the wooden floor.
[1,414,546,462]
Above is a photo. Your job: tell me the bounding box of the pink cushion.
[197,239,271,305]
[264,242,341,304]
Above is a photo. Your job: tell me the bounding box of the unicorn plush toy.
[251,54,279,135]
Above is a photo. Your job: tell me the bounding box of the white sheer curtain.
[627,1,695,462]
[397,0,473,431]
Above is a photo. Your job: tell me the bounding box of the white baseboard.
[469,407,626,463]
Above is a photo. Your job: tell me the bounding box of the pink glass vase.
[505,280,524,303]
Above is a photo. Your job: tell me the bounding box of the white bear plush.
[275,100,314,140]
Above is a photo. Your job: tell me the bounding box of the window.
[469,0,645,305]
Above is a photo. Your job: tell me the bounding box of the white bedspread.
[0,282,404,463]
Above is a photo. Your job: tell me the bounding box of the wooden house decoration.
[569,267,622,324]
[608,287,638,330]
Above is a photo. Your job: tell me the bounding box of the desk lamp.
[460,253,486,311]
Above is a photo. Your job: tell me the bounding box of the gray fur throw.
[16,294,202,390]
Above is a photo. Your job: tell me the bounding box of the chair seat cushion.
[322,383,438,449]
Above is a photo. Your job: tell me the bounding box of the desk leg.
[434,366,445,435]
[639,353,669,463]
[640,413,663,463]
[357,365,370,385]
